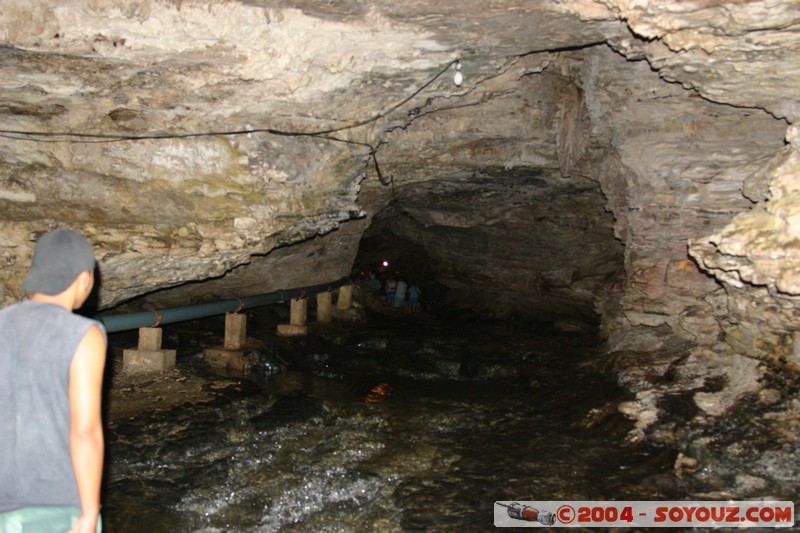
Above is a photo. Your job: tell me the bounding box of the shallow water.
[102,313,682,532]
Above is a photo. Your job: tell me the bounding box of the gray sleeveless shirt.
[0,300,104,511]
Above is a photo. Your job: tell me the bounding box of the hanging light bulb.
[453,60,463,86]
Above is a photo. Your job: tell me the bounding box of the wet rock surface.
[103,309,688,532]
[609,345,800,502]
[102,283,800,531]
[106,293,800,525]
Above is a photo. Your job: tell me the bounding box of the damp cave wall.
[0,45,793,366]
[355,45,789,360]
[0,2,797,380]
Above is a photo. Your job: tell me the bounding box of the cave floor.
[105,364,242,421]
[100,309,688,531]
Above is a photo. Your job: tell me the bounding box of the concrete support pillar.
[122,327,177,374]
[317,291,333,323]
[223,313,247,350]
[337,284,353,310]
[291,298,307,325]
[205,313,253,374]
[277,298,308,336]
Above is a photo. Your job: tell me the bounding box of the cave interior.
[2,0,800,501]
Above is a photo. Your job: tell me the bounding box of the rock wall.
[361,53,624,321]
[1,2,796,348]
[0,132,364,308]
[690,125,800,369]
[566,5,800,497]
[0,0,452,307]
[581,45,788,352]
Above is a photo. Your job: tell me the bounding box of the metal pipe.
[97,276,352,333]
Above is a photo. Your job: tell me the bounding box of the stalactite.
[557,82,587,177]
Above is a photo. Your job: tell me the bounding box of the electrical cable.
[0,57,460,188]
[0,58,460,145]
[370,149,392,187]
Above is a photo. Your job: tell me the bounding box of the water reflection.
[102,315,681,532]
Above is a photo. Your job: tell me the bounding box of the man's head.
[23,227,96,297]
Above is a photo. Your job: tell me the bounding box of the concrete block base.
[204,347,253,375]
[333,306,365,322]
[122,348,177,374]
[276,324,309,336]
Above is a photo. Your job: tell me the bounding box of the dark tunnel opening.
[352,227,447,315]
[351,169,626,327]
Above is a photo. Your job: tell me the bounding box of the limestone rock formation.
[691,125,800,367]
[1,0,800,497]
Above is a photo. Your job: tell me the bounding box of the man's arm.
[68,324,107,533]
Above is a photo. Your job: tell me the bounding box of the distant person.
[407,284,421,313]
[394,278,407,309]
[0,228,107,533]
[385,277,397,306]
[366,270,382,292]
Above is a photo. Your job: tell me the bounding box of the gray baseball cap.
[22,228,96,295]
